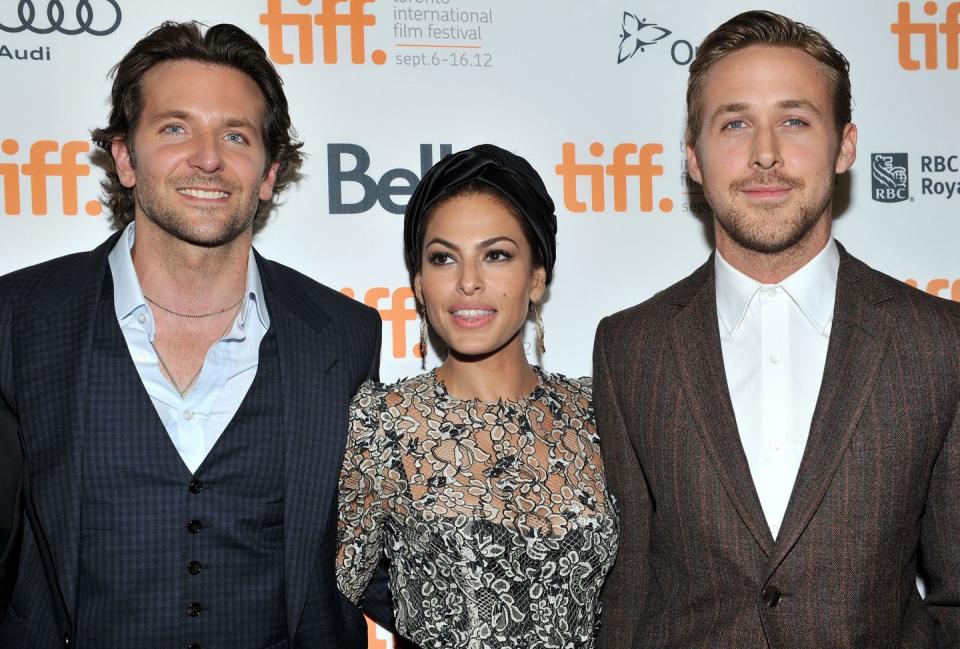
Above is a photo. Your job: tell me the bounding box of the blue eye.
[225,133,248,144]
[162,124,186,135]
[723,119,746,130]
[784,118,808,127]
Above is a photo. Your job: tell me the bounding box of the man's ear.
[835,122,857,174]
[112,138,136,188]
[685,141,703,185]
[259,161,280,201]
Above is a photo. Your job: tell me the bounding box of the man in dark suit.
[595,10,959,648]
[0,22,386,648]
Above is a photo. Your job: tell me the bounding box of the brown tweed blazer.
[594,245,960,648]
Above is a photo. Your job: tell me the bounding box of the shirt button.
[189,479,203,494]
[183,410,194,421]
[186,601,202,617]
[187,519,202,534]
[769,353,781,364]
[768,439,782,450]
[137,313,146,324]
[187,560,203,575]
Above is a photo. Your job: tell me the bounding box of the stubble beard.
[710,171,835,256]
[135,175,260,249]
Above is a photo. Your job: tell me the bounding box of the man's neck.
[715,221,832,285]
[131,219,251,312]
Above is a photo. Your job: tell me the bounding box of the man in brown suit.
[595,10,960,648]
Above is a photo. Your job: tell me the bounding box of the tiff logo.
[260,0,386,65]
[891,1,960,69]
[1,139,101,216]
[871,153,909,203]
[341,286,421,359]
[555,142,673,213]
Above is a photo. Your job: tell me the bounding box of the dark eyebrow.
[425,237,459,251]
[478,236,519,249]
[425,236,520,251]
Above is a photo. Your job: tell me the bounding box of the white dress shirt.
[108,223,270,474]
[715,239,839,539]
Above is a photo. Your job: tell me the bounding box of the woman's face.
[414,192,546,360]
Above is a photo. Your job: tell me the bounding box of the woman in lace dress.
[337,144,619,649]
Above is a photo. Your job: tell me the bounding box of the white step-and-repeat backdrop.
[2,1,958,645]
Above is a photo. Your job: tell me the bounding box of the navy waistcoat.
[77,283,287,649]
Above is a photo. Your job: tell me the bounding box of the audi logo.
[0,0,122,36]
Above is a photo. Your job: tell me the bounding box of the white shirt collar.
[108,221,270,330]
[714,239,840,336]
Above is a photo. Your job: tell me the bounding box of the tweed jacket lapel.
[255,254,345,638]
[768,245,893,571]
[13,234,120,627]
[669,258,776,556]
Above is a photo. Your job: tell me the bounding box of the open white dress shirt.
[108,222,270,474]
[714,239,839,539]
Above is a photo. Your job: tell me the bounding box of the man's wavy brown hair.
[91,21,303,233]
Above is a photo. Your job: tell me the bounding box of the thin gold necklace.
[145,294,245,319]
[150,297,245,397]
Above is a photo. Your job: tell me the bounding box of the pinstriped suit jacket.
[0,234,386,648]
[594,244,960,648]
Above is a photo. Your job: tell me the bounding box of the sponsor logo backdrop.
[2,1,958,645]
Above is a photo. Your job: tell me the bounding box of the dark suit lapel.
[14,235,118,626]
[769,249,893,571]
[670,260,775,556]
[256,256,344,638]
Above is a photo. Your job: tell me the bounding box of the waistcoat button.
[187,520,202,534]
[187,560,203,575]
[189,479,203,494]
[761,585,782,607]
[186,601,202,617]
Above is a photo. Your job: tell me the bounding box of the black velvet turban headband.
[403,144,558,284]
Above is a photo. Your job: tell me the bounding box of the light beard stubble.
[712,171,836,255]
[135,176,260,248]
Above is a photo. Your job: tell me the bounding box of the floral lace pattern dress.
[337,368,619,649]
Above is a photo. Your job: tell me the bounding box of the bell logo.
[260,0,386,65]
[328,143,452,214]
[891,1,960,70]
[1,139,101,216]
[871,153,910,203]
[555,142,673,213]
[341,286,422,359]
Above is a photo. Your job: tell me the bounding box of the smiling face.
[686,45,856,262]
[414,192,547,361]
[112,59,278,247]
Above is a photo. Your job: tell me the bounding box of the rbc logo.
[871,153,909,203]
